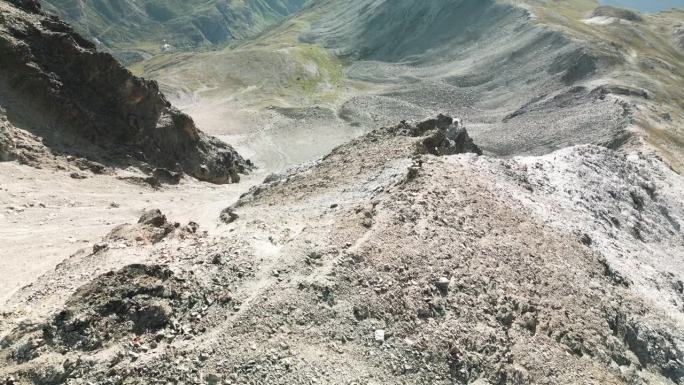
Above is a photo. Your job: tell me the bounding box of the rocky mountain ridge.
[1,115,682,385]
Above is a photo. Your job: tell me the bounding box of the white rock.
[436,276,450,291]
[374,329,385,343]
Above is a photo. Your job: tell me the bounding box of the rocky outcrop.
[105,209,199,245]
[675,24,684,51]
[393,115,483,156]
[0,1,250,183]
[592,6,643,22]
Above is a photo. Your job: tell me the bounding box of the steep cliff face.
[0,0,249,183]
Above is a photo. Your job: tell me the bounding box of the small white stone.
[436,277,450,291]
[374,329,385,343]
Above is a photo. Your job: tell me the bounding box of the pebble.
[374,329,385,343]
[93,243,108,253]
[436,277,450,292]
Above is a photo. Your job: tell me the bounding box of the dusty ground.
[0,162,265,305]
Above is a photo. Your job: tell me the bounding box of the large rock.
[0,1,249,183]
[392,115,483,156]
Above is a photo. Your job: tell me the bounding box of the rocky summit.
[0,1,682,385]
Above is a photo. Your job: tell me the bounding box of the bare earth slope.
[0,117,682,385]
[0,0,255,301]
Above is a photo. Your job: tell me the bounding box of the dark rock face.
[7,0,41,13]
[675,25,684,51]
[0,1,249,183]
[44,264,195,351]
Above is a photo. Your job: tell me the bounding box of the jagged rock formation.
[402,114,482,156]
[0,0,249,183]
[46,264,199,352]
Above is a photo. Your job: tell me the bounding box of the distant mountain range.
[40,0,311,63]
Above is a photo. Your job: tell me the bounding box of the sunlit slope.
[295,0,684,167]
[130,10,358,172]
[525,1,684,171]
[132,0,684,171]
[298,0,628,155]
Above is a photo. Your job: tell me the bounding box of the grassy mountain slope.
[40,0,311,63]
[525,1,684,171]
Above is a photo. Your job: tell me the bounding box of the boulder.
[138,209,168,228]
[220,207,239,224]
[394,115,482,156]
